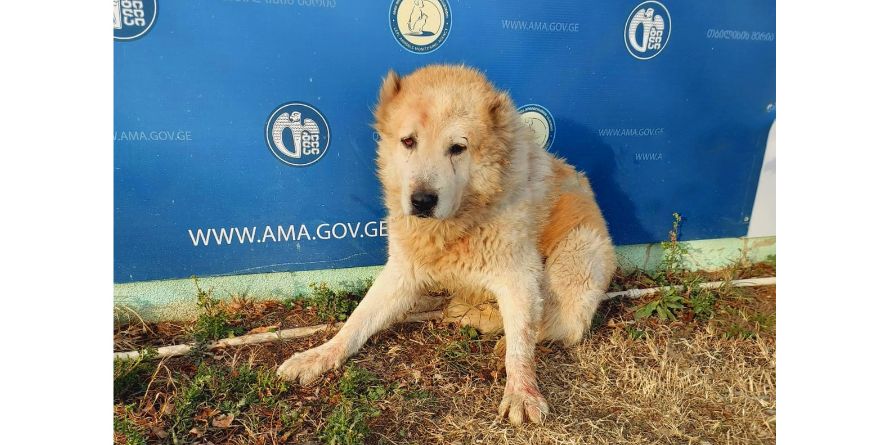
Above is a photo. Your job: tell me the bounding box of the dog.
[278,65,616,425]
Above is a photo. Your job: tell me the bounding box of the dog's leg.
[443,288,503,334]
[486,257,549,425]
[277,263,421,384]
[540,226,615,345]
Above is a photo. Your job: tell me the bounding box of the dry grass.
[361,286,776,445]
[114,279,775,445]
[411,325,775,445]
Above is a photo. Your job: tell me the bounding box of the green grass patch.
[716,306,776,340]
[114,405,148,445]
[687,281,717,321]
[167,362,291,442]
[320,365,389,445]
[192,278,245,346]
[302,279,372,322]
[113,348,158,401]
[438,325,486,374]
[626,326,647,340]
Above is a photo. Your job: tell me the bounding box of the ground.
[114,258,775,445]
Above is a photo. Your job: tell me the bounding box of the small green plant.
[441,325,479,361]
[686,279,717,321]
[404,388,432,401]
[656,212,689,285]
[634,286,684,321]
[280,406,307,430]
[635,213,690,321]
[320,365,388,445]
[114,405,148,445]
[282,296,299,310]
[322,402,376,445]
[113,348,158,401]
[625,326,647,340]
[337,364,380,399]
[192,277,244,345]
[304,279,372,322]
[723,322,757,340]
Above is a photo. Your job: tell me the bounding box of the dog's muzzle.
[410,190,438,218]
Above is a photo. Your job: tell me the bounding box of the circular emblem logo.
[113,0,158,41]
[265,102,331,167]
[390,0,452,54]
[624,1,671,60]
[518,104,556,151]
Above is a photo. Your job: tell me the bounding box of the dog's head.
[373,65,518,221]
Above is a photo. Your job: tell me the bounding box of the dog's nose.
[410,190,438,217]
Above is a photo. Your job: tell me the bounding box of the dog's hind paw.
[498,385,550,425]
[276,345,342,385]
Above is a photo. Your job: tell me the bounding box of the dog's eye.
[401,137,415,149]
[448,144,466,156]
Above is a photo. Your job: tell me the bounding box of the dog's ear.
[378,70,401,108]
[374,70,401,131]
[488,91,514,130]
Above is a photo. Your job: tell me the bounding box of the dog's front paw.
[276,345,342,385]
[498,384,549,425]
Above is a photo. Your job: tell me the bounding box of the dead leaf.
[247,324,280,335]
[195,407,219,421]
[150,427,168,439]
[212,413,235,429]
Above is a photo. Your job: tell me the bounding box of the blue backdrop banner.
[114,0,776,283]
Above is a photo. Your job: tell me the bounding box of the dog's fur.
[278,65,616,425]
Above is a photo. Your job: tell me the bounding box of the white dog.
[278,65,616,425]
